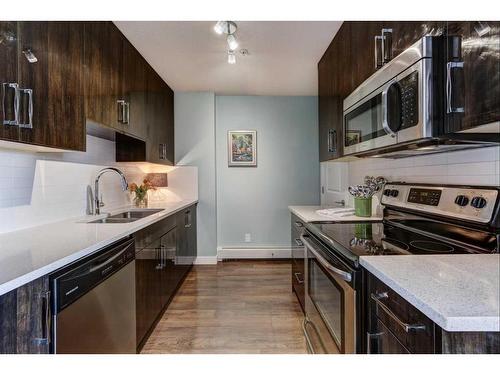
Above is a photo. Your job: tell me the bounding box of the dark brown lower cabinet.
[290,214,305,313]
[0,276,50,354]
[135,205,197,351]
[366,272,499,354]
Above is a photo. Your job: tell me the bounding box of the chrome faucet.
[93,167,128,215]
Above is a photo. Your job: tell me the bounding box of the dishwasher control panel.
[52,237,135,312]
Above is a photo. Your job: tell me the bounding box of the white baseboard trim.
[193,256,218,265]
[217,246,291,260]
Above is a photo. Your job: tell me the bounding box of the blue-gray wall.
[175,92,217,257]
[216,96,319,248]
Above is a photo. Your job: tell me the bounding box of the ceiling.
[114,21,342,96]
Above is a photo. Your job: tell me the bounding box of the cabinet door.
[318,27,348,163]
[0,276,50,354]
[146,67,174,165]
[187,205,197,263]
[445,21,500,131]
[174,207,194,287]
[16,22,85,151]
[0,21,19,142]
[122,38,148,140]
[386,21,446,57]
[135,245,162,347]
[159,227,177,307]
[84,21,124,131]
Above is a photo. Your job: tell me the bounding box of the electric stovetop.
[306,218,498,264]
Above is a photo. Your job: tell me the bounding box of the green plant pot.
[354,197,372,217]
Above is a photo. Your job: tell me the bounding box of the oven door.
[343,59,429,155]
[301,234,356,354]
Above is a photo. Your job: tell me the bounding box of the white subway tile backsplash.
[347,146,500,187]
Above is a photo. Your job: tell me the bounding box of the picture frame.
[346,130,362,146]
[228,130,257,167]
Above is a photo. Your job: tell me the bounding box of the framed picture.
[228,130,257,167]
[346,130,361,146]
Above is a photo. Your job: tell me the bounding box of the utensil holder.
[354,197,372,217]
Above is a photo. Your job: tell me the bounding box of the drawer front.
[135,214,176,251]
[368,273,435,353]
[368,319,410,354]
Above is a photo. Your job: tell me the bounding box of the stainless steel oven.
[301,233,356,354]
[343,37,436,156]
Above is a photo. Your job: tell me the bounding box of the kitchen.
[1,1,499,374]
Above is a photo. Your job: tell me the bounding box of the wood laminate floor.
[141,260,307,354]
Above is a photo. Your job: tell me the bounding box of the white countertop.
[360,254,500,332]
[289,205,382,223]
[0,199,197,296]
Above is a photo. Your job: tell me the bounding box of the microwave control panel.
[399,71,419,130]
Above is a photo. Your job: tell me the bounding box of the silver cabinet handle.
[366,332,383,354]
[371,292,426,332]
[117,99,127,123]
[381,81,398,138]
[294,238,303,246]
[33,290,51,346]
[327,129,336,153]
[185,210,192,228]
[122,102,130,124]
[2,82,20,126]
[301,235,352,282]
[374,35,383,69]
[294,221,304,228]
[19,88,33,129]
[381,28,393,64]
[446,61,465,114]
[294,272,304,284]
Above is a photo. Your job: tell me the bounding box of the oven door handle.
[301,235,352,282]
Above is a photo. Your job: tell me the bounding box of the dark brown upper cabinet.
[84,21,125,132]
[318,23,351,161]
[122,38,148,140]
[0,21,85,151]
[145,66,174,165]
[445,21,499,132]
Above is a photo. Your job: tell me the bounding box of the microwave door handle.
[301,235,352,282]
[446,61,465,114]
[381,82,398,138]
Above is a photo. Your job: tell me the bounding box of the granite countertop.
[360,254,500,332]
[288,205,382,223]
[0,199,197,296]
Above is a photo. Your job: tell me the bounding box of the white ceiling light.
[226,34,238,50]
[227,50,236,64]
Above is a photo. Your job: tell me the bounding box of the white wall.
[216,96,320,250]
[0,135,197,233]
[175,92,217,257]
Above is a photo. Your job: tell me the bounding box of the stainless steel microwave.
[342,36,498,157]
[343,36,438,155]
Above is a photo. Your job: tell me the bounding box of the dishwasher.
[50,237,136,354]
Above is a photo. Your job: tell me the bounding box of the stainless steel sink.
[88,209,163,224]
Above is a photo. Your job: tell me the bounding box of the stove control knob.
[471,196,487,209]
[390,189,399,198]
[454,195,469,207]
[383,189,392,197]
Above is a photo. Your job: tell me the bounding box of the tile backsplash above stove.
[347,146,500,187]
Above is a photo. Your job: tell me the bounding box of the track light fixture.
[214,21,241,64]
